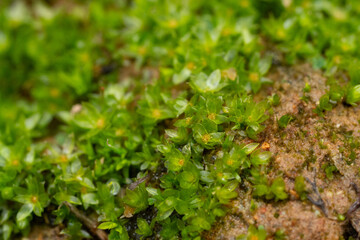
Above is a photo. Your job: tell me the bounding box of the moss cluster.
[1,0,360,239]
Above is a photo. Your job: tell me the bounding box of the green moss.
[294,176,307,201]
[1,0,360,239]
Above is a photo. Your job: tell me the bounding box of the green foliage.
[253,177,288,201]
[322,164,339,180]
[237,225,267,240]
[294,176,307,201]
[190,70,226,93]
[227,96,270,139]
[277,114,294,129]
[337,214,345,222]
[268,94,281,106]
[135,218,152,238]
[123,183,149,213]
[1,0,360,239]
[274,229,287,240]
[251,150,272,166]
[346,85,360,106]
[303,82,311,93]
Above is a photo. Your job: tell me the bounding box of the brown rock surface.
[205,64,360,239]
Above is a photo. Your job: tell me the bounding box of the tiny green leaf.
[98,222,118,230]
[278,114,294,128]
[251,150,271,166]
[16,204,33,222]
[346,85,360,106]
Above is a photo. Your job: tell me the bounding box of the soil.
[204,63,360,239]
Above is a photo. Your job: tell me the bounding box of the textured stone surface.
[206,64,360,240]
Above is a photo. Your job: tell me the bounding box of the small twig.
[63,202,108,240]
[306,175,329,217]
[347,183,360,219]
[128,174,150,190]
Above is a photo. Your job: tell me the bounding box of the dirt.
[205,63,360,239]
